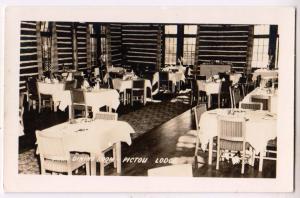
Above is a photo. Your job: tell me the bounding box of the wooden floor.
[107,109,276,178]
[19,99,276,178]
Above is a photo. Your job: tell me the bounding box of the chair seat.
[220,140,251,151]
[44,153,89,173]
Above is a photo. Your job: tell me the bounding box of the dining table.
[112,78,152,105]
[36,118,135,175]
[37,81,66,112]
[197,80,222,108]
[199,108,277,172]
[152,71,186,93]
[252,69,278,81]
[37,82,120,118]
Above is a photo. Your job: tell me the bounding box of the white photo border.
[4,6,295,192]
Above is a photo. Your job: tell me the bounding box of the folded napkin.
[53,78,59,83]
[44,78,51,83]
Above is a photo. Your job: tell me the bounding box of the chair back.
[36,130,68,161]
[148,164,193,177]
[26,77,38,97]
[132,79,145,89]
[196,80,206,92]
[220,81,231,93]
[217,116,245,150]
[94,112,118,121]
[251,95,269,110]
[74,76,84,89]
[184,66,190,76]
[193,104,207,130]
[159,72,169,81]
[196,75,206,81]
[71,89,85,104]
[239,102,262,110]
[256,75,262,87]
[64,80,76,90]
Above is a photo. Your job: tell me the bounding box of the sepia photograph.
[18,21,279,178]
[3,6,295,192]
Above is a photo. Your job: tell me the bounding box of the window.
[183,25,197,65]
[89,24,97,67]
[100,25,108,63]
[40,22,52,71]
[164,25,177,65]
[251,25,270,68]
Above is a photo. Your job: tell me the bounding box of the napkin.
[44,78,51,83]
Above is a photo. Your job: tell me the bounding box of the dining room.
[18,21,279,178]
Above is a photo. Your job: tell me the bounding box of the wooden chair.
[70,89,88,118]
[94,112,118,176]
[216,116,252,174]
[64,80,77,90]
[159,72,170,92]
[74,75,84,89]
[131,79,145,106]
[239,102,263,110]
[194,104,207,156]
[148,164,193,177]
[26,77,39,111]
[251,95,269,111]
[193,79,207,106]
[36,130,90,175]
[36,80,53,113]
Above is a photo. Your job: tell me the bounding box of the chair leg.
[99,153,105,176]
[50,98,53,111]
[113,145,117,168]
[85,162,90,175]
[194,135,200,156]
[28,99,31,111]
[216,140,220,170]
[241,143,246,174]
[38,99,41,113]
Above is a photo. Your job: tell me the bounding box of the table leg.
[116,142,121,174]
[68,105,72,119]
[53,101,58,112]
[259,151,265,172]
[90,153,97,176]
[207,95,211,109]
[124,90,126,105]
[208,138,213,165]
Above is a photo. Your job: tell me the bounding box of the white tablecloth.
[252,69,278,81]
[52,88,120,116]
[107,66,125,73]
[112,78,152,100]
[152,72,185,94]
[38,118,135,155]
[197,80,221,95]
[162,65,186,73]
[230,73,242,84]
[242,87,278,114]
[37,82,65,95]
[199,108,277,155]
